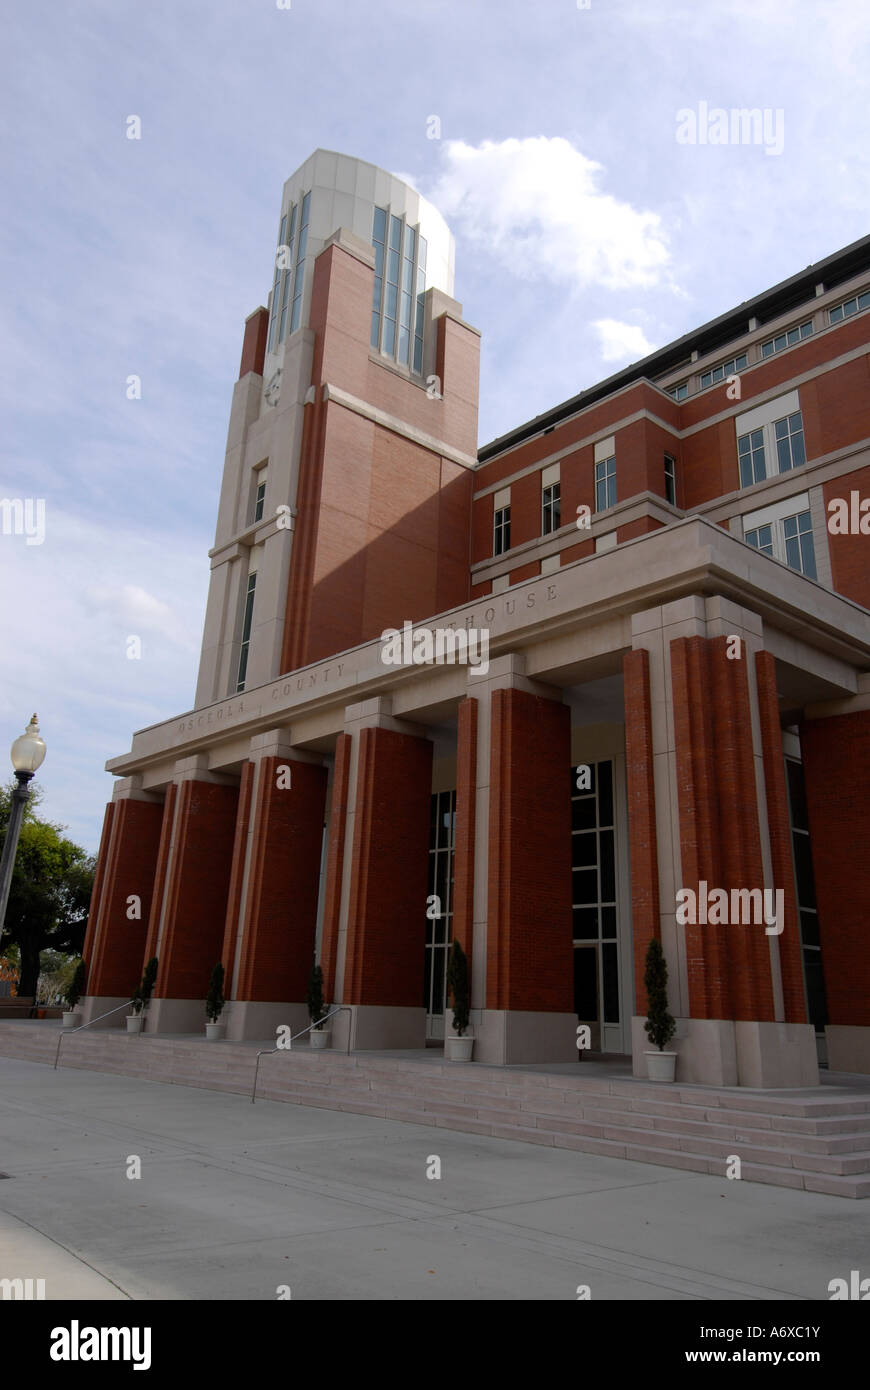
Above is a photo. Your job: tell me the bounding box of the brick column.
[80,804,115,972]
[486,686,573,1040]
[320,733,352,1004]
[147,770,239,1033]
[341,723,432,1048]
[451,697,478,984]
[755,651,806,1025]
[80,784,164,1025]
[228,748,328,1039]
[802,707,870,1072]
[623,649,661,1015]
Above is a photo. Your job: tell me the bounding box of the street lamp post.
[0,715,47,938]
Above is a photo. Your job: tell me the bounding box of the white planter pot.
[62,1011,80,1031]
[645,1050,677,1082]
[309,1028,330,1050]
[445,1035,474,1062]
[126,1015,143,1034]
[205,1022,225,1041]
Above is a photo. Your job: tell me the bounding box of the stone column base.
[78,996,130,1029]
[826,1025,870,1074]
[224,1000,308,1044]
[632,1016,819,1087]
[145,997,207,1035]
[474,1009,578,1065]
[332,1004,426,1052]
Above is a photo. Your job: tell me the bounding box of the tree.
[131,957,159,1015]
[643,937,676,1051]
[205,962,225,1023]
[446,939,470,1037]
[66,960,87,1011]
[306,963,327,1029]
[0,781,95,997]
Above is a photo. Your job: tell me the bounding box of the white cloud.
[593,318,657,363]
[426,137,671,292]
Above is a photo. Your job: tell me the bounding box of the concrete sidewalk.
[0,1056,865,1301]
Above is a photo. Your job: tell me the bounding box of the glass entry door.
[571,760,623,1053]
[425,789,456,1039]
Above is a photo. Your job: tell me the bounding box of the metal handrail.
[53,999,137,1070]
[251,1006,352,1103]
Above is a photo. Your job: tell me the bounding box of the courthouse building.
[81,150,870,1087]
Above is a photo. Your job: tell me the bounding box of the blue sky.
[1,0,868,853]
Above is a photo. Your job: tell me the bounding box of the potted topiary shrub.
[205,962,225,1040]
[62,959,86,1030]
[445,939,474,1062]
[643,937,677,1081]
[127,956,158,1034]
[306,963,329,1049]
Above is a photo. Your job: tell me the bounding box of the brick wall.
[320,734,351,1002]
[451,698,478,982]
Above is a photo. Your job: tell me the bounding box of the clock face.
[265,369,282,406]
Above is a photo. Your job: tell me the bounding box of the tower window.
[664,454,676,506]
[371,206,427,375]
[236,573,257,692]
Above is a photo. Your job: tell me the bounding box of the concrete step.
[2,1022,869,1195]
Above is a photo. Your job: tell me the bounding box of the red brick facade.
[623,650,661,1014]
[87,799,164,998]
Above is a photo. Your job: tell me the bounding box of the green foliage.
[0,781,95,997]
[132,956,159,1015]
[306,963,327,1028]
[446,939,470,1037]
[205,962,225,1023]
[66,959,86,1011]
[643,937,676,1051]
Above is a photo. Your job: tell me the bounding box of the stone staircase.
[1,1021,869,1198]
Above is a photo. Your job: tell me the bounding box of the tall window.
[774,412,806,472]
[664,453,676,506]
[278,204,298,343]
[785,757,827,1029]
[370,206,427,373]
[542,481,561,535]
[253,478,266,523]
[494,505,511,556]
[595,456,616,512]
[745,508,817,579]
[288,191,310,336]
[236,573,257,692]
[424,790,455,1025]
[571,761,619,1029]
[267,211,288,353]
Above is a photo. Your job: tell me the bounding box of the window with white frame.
[542,480,561,535]
[667,381,688,401]
[494,504,511,556]
[664,453,676,506]
[251,469,267,524]
[267,202,302,352]
[742,494,817,580]
[760,320,813,358]
[288,191,310,336]
[595,456,616,512]
[699,353,747,390]
[736,392,806,489]
[829,289,870,324]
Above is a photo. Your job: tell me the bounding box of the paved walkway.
[0,1055,865,1301]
